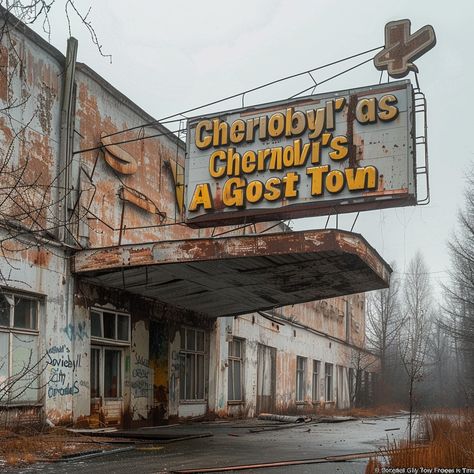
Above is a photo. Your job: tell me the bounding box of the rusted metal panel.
[73,229,390,318]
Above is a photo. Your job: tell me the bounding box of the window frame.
[179,327,206,402]
[90,308,130,401]
[325,363,334,402]
[312,360,320,403]
[228,338,244,403]
[90,345,124,400]
[0,291,41,405]
[296,356,307,402]
[90,308,130,346]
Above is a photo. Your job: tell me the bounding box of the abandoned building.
[0,11,388,427]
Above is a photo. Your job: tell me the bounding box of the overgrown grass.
[366,411,474,472]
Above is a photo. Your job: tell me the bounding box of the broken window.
[90,309,130,399]
[325,363,333,402]
[312,360,320,402]
[228,338,243,402]
[0,293,40,403]
[296,356,306,402]
[179,327,206,401]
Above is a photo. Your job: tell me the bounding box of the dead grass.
[316,403,405,418]
[0,428,111,466]
[365,410,474,473]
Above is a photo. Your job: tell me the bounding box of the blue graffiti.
[63,321,88,342]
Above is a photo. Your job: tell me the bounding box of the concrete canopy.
[73,229,391,318]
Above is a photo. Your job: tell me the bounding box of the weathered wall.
[279,293,366,347]
[0,14,86,425]
[209,307,378,417]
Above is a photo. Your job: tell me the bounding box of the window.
[348,367,355,405]
[90,309,130,399]
[296,356,306,402]
[325,363,333,402]
[312,360,320,402]
[91,310,130,342]
[0,292,40,403]
[228,338,243,402]
[179,328,205,401]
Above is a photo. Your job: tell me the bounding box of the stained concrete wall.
[0,18,81,424]
[209,297,379,417]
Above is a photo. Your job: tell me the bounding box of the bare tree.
[366,263,404,403]
[349,348,378,408]
[399,251,432,442]
[442,167,474,404]
[0,1,106,421]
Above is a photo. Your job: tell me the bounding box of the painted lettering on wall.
[47,352,82,372]
[63,322,88,342]
[46,347,83,398]
[131,353,152,398]
[48,380,79,398]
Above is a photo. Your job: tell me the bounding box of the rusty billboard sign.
[185,80,415,228]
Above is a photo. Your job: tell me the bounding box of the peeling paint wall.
[0,21,78,424]
[209,298,378,417]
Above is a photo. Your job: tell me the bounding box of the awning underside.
[73,229,390,318]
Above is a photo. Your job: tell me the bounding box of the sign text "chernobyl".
[188,94,398,211]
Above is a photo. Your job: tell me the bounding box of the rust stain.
[29,247,52,267]
[346,94,358,168]
[0,44,8,102]
[35,81,56,134]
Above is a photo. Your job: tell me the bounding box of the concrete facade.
[0,12,380,428]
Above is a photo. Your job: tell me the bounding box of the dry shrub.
[0,434,67,465]
[315,403,405,418]
[0,428,102,466]
[366,411,474,472]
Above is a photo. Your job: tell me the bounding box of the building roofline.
[76,62,185,150]
[0,5,185,151]
[0,5,65,65]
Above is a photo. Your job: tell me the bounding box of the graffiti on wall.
[63,322,88,342]
[131,352,152,398]
[46,344,87,398]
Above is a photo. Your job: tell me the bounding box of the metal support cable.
[99,45,383,140]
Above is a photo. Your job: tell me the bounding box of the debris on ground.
[257,413,311,423]
[0,427,124,467]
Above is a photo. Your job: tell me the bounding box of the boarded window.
[228,339,243,401]
[312,360,320,402]
[296,356,306,402]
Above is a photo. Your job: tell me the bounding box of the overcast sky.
[29,0,472,299]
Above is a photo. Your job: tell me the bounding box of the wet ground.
[5,415,410,474]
